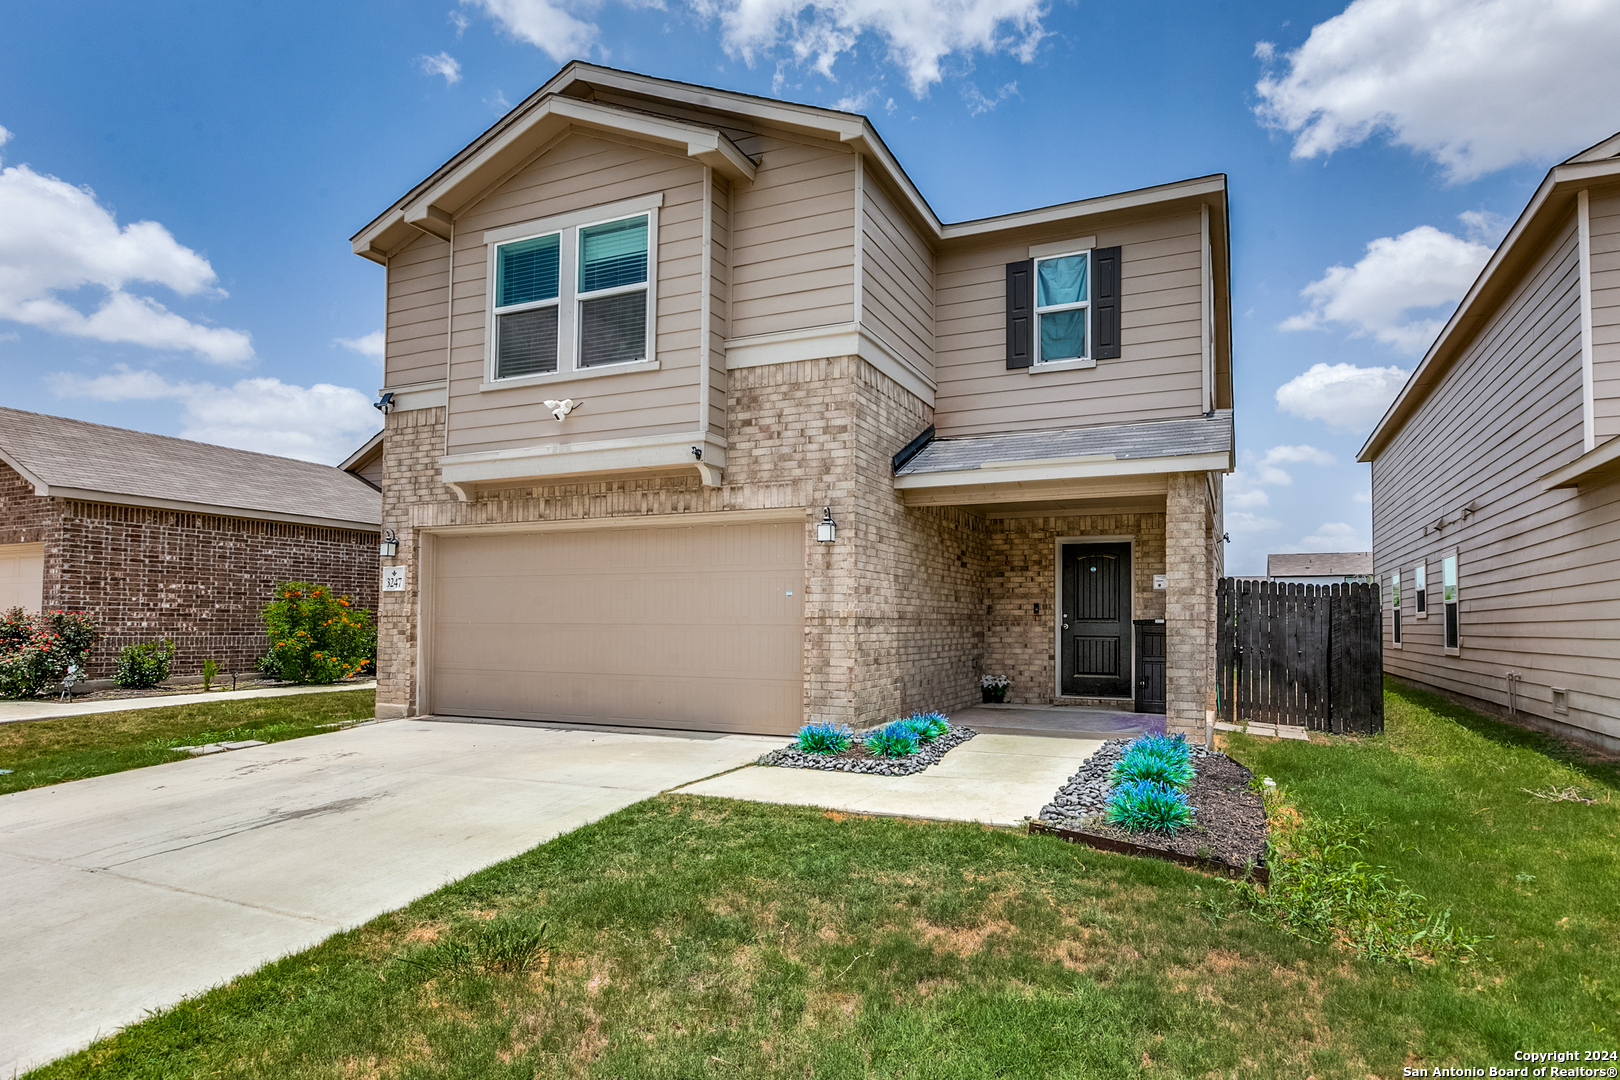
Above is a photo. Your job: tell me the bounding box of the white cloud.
[417,51,463,85]
[1275,362,1410,433]
[699,0,1047,96]
[462,0,599,62]
[1280,219,1493,353]
[961,81,1018,116]
[1353,488,1372,504]
[1226,510,1283,534]
[335,330,385,359]
[1278,521,1368,554]
[1228,445,1337,507]
[49,365,380,464]
[1254,0,1620,182]
[0,136,252,363]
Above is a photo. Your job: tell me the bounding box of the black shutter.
[1092,246,1122,360]
[1005,259,1033,369]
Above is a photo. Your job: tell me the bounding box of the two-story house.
[352,63,1233,737]
[1361,132,1620,751]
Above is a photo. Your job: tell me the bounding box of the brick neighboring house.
[353,63,1234,736]
[0,407,383,678]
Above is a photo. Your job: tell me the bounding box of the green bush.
[1110,732,1195,790]
[863,721,920,758]
[115,639,176,689]
[0,607,102,698]
[1105,779,1193,834]
[262,582,375,684]
[901,711,950,742]
[794,721,853,754]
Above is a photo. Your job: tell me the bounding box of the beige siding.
[729,137,856,339]
[707,173,730,437]
[1372,214,1620,741]
[385,233,450,389]
[859,169,935,379]
[933,211,1207,437]
[444,133,707,455]
[1588,186,1620,442]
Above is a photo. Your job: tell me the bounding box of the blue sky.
[2,0,1617,574]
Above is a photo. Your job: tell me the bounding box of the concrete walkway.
[0,680,377,724]
[677,732,1102,827]
[0,717,780,1075]
[956,703,1155,740]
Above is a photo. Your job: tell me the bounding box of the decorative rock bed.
[759,724,977,776]
[1032,737,1269,879]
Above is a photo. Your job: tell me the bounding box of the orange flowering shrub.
[260,582,375,684]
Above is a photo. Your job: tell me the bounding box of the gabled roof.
[1266,552,1372,578]
[340,430,384,474]
[353,61,1229,264]
[1359,131,1620,462]
[0,407,382,531]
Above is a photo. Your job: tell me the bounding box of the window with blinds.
[577,215,648,368]
[493,233,560,377]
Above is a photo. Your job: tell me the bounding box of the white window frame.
[1441,551,1460,655]
[1390,570,1402,647]
[489,228,564,380]
[481,193,662,389]
[1033,248,1092,369]
[1414,561,1427,618]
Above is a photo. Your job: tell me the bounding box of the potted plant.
[980,674,1010,704]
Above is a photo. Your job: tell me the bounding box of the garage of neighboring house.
[423,516,805,734]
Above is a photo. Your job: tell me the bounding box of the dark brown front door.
[1061,542,1132,697]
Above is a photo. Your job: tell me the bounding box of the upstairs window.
[1035,252,1089,363]
[484,197,659,385]
[493,233,561,378]
[578,215,649,368]
[1414,561,1427,617]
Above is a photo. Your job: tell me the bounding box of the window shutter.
[1005,259,1033,369]
[1092,246,1122,360]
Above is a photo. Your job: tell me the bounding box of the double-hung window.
[1390,570,1402,646]
[1035,251,1089,364]
[486,199,658,383]
[493,232,562,378]
[1442,553,1459,652]
[1414,562,1427,618]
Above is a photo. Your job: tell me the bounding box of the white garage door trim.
[418,509,807,734]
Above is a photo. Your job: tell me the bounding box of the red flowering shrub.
[261,582,375,684]
[0,607,102,698]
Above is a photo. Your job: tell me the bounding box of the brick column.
[376,406,449,719]
[1165,471,1213,735]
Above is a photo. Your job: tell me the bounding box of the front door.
[1061,542,1132,698]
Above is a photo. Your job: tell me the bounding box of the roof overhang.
[892,449,1232,508]
[352,94,757,263]
[1360,152,1620,463]
[340,430,384,474]
[28,486,380,532]
[1539,434,1620,491]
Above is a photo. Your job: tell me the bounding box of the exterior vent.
[1551,688,1569,716]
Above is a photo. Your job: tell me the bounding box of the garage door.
[428,519,804,734]
[0,543,43,613]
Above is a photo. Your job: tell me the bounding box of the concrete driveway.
[0,718,779,1075]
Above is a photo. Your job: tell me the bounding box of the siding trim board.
[1578,189,1597,451]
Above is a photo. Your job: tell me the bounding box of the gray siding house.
[1361,133,1620,751]
[354,63,1234,736]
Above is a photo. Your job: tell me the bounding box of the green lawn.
[26,679,1620,1079]
[0,689,377,795]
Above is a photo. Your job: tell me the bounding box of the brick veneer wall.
[53,501,379,679]
[1165,472,1217,734]
[0,460,59,549]
[377,357,988,726]
[984,512,1167,705]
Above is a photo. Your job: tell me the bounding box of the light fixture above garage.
[380,528,399,558]
[816,507,837,543]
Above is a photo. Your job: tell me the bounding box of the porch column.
[1165,471,1214,735]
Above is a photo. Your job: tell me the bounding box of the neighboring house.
[1360,132,1620,752]
[341,431,385,491]
[353,63,1234,736]
[1266,552,1373,586]
[0,407,383,678]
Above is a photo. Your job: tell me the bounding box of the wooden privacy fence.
[1216,580,1383,734]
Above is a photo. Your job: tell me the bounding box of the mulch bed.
[1033,743,1269,879]
[760,725,977,776]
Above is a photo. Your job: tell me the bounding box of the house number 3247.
[382,566,406,592]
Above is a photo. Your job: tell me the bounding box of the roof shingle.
[894,410,1233,475]
[0,407,381,529]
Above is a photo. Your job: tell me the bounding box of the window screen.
[1442,554,1459,651]
[579,291,647,368]
[496,307,559,377]
[1414,562,1427,616]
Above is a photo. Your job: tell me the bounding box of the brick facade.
[376,356,1221,729]
[1,458,380,679]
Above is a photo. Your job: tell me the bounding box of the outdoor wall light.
[816,507,838,543]
[380,528,399,558]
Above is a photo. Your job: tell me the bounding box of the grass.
[24,677,1620,1078]
[0,689,376,795]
